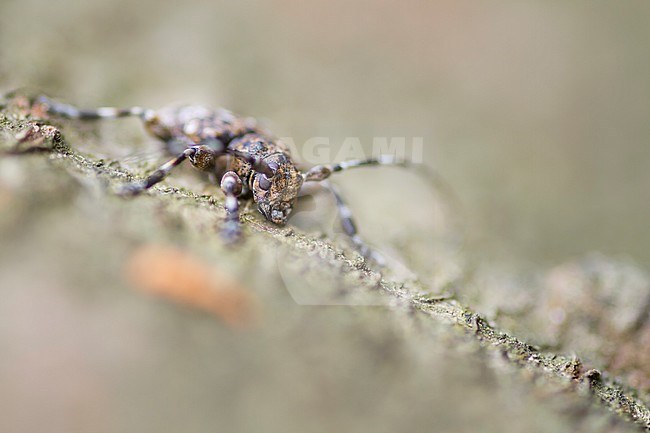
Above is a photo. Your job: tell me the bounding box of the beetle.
[34,96,422,263]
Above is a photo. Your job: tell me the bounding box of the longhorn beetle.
[35,96,428,264]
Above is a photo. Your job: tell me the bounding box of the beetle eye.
[258,174,272,190]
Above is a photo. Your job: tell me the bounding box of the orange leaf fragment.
[125,245,258,329]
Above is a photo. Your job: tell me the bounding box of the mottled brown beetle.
[35,96,421,262]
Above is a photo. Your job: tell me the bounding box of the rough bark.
[1,101,649,433]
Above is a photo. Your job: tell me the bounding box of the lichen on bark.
[1,100,649,433]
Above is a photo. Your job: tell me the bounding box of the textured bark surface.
[1,97,649,432]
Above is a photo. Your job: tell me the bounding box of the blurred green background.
[2,0,649,268]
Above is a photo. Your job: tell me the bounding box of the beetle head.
[252,153,303,225]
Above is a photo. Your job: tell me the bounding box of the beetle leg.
[36,95,155,121]
[322,181,385,265]
[303,155,410,182]
[118,148,196,196]
[220,171,244,244]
